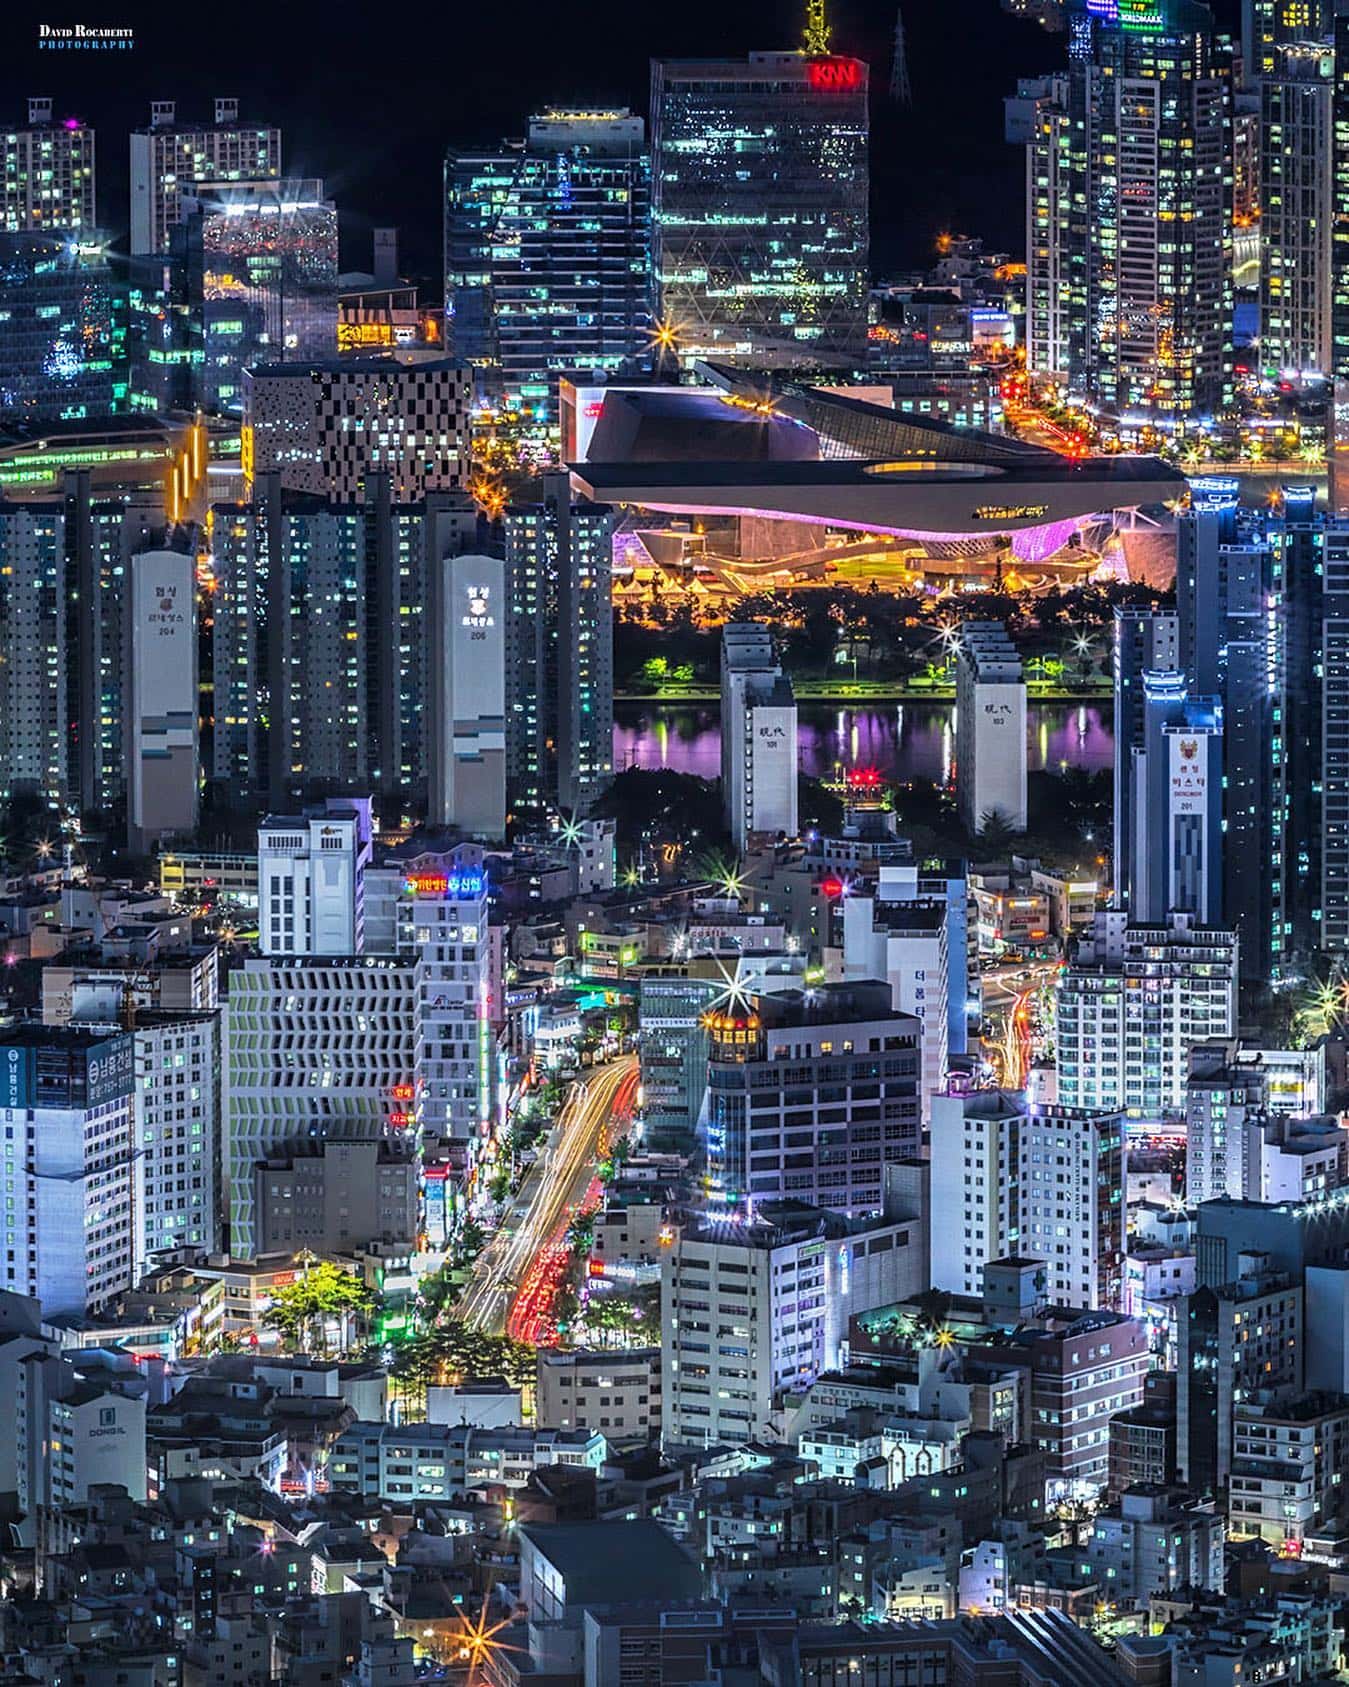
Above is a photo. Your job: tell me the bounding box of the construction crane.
[891,6,912,105]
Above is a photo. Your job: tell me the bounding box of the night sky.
[7,0,1244,286]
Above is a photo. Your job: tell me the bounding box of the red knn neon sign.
[808,58,861,91]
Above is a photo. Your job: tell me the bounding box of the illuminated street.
[980,959,1061,1089]
[456,1055,639,1338]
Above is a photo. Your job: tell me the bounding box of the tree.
[262,1260,374,1357]
[973,809,1019,856]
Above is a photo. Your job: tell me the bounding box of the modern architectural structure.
[503,474,615,822]
[257,800,373,959]
[130,98,281,255]
[1259,44,1333,377]
[953,622,1026,835]
[702,983,921,1212]
[427,554,507,839]
[1054,910,1238,1120]
[930,1091,1126,1311]
[0,1025,136,1316]
[0,501,65,802]
[637,971,719,1154]
[0,234,130,424]
[719,623,799,851]
[660,1201,925,1447]
[444,110,651,432]
[1111,609,1180,912]
[242,358,472,502]
[126,550,199,852]
[651,52,869,366]
[2,99,94,233]
[1124,670,1223,927]
[1014,0,1234,429]
[187,179,338,413]
[133,1010,222,1271]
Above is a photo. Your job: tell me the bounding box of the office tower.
[252,1128,418,1255]
[719,624,799,852]
[130,98,281,255]
[1055,910,1238,1120]
[0,233,131,423]
[702,982,921,1213]
[930,1092,1125,1311]
[1112,609,1180,908]
[1126,672,1223,926]
[1185,1041,1270,1204]
[211,481,459,807]
[843,870,951,1121]
[1177,1265,1303,1490]
[660,1202,925,1447]
[1,99,94,232]
[503,475,615,822]
[651,51,869,366]
[638,972,720,1154]
[187,179,338,413]
[126,550,199,853]
[427,555,507,839]
[0,502,64,802]
[954,622,1026,835]
[444,110,651,432]
[1246,0,1330,81]
[224,955,419,1257]
[0,1026,136,1316]
[1176,492,1337,978]
[257,799,373,958]
[242,359,472,502]
[1259,45,1333,377]
[1015,1,1233,428]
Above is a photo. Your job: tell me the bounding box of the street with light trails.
[456,1055,639,1340]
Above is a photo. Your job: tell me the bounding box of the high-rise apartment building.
[444,110,651,432]
[0,233,131,423]
[954,622,1026,835]
[719,624,799,852]
[930,1091,1126,1311]
[660,1201,925,1447]
[0,1026,136,1316]
[1055,910,1238,1121]
[2,99,94,233]
[427,554,507,839]
[1259,44,1333,377]
[187,179,338,413]
[130,98,280,255]
[651,52,869,367]
[242,359,472,502]
[1015,1,1233,428]
[0,501,64,802]
[126,550,199,852]
[1124,670,1223,927]
[1112,609,1180,911]
[503,476,615,822]
[702,983,921,1213]
[1246,0,1330,81]
[132,1010,221,1271]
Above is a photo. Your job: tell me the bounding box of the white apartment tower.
[1055,910,1238,1123]
[428,555,507,839]
[954,621,1026,834]
[126,550,199,853]
[720,622,798,852]
[130,98,280,254]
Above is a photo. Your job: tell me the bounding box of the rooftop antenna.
[891,6,912,103]
[804,0,831,56]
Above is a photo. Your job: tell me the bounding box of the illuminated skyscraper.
[1244,0,1329,81]
[1258,43,1333,377]
[503,474,614,822]
[444,111,651,434]
[0,233,130,423]
[1,99,94,233]
[651,51,869,366]
[1014,0,1233,429]
[186,178,338,414]
[130,98,280,255]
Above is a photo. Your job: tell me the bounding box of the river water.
[613,701,1115,784]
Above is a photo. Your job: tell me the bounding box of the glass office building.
[650,51,870,367]
[0,233,130,422]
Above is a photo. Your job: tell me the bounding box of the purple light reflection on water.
[613,702,1114,783]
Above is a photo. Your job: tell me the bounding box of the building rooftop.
[519,1519,701,1606]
